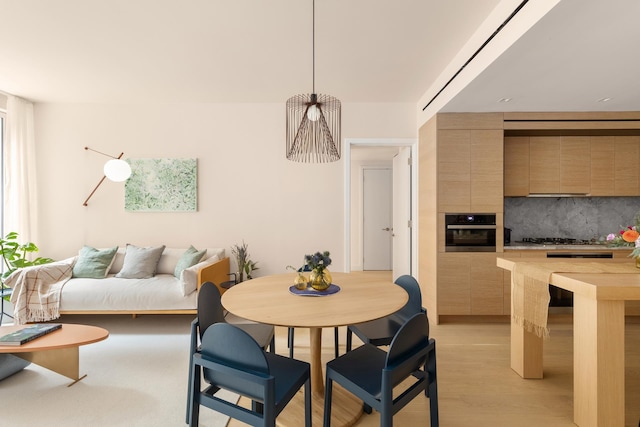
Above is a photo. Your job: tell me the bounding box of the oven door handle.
[446,225,497,230]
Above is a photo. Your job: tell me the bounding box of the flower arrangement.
[604,212,640,259]
[304,250,332,272]
[304,250,332,291]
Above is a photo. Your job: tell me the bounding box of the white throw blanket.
[5,258,75,325]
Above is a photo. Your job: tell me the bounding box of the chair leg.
[427,344,439,426]
[334,327,339,358]
[304,378,312,427]
[288,327,295,358]
[346,328,352,352]
[269,335,276,353]
[189,364,201,427]
[323,376,333,427]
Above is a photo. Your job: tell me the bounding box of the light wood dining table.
[221,271,408,427]
[497,257,640,427]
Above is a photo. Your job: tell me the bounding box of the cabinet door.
[560,136,590,193]
[470,253,504,315]
[614,136,640,195]
[438,130,471,212]
[471,130,504,212]
[529,136,560,193]
[437,253,470,315]
[590,136,615,195]
[504,136,530,196]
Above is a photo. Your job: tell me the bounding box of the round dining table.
[221,271,408,426]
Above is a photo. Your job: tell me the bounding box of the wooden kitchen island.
[497,257,640,427]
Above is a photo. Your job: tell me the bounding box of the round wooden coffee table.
[0,323,108,386]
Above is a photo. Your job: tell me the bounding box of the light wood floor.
[227,273,640,426]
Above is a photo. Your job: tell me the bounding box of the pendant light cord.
[312,0,315,94]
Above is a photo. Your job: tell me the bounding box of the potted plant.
[1,231,54,295]
[231,241,259,283]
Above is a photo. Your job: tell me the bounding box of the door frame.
[344,138,418,278]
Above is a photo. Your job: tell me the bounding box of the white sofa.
[7,246,230,322]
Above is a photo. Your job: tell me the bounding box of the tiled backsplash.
[504,197,640,242]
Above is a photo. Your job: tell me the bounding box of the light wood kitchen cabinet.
[504,136,530,196]
[590,135,640,196]
[438,129,503,212]
[560,136,590,193]
[528,136,590,194]
[529,136,560,194]
[614,136,640,195]
[470,253,504,315]
[590,136,615,195]
[437,253,471,315]
[438,252,504,316]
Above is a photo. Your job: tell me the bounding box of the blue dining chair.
[186,282,275,423]
[346,274,426,352]
[323,312,439,427]
[188,323,311,427]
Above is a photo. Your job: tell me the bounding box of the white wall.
[33,102,415,276]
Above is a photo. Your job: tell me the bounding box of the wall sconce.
[83,146,132,206]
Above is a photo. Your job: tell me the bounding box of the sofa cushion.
[180,254,220,296]
[115,244,166,279]
[174,246,207,278]
[72,246,119,279]
[109,247,226,275]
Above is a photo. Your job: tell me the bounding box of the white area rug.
[0,314,238,427]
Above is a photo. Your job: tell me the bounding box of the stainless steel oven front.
[445,214,497,252]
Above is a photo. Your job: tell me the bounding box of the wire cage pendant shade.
[286,93,341,163]
[286,0,341,163]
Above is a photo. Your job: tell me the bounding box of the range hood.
[526,193,591,198]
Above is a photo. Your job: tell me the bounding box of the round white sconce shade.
[103,159,132,182]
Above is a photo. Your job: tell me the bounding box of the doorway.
[344,138,418,281]
[362,167,392,270]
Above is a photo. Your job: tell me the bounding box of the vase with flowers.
[305,250,332,291]
[604,212,640,268]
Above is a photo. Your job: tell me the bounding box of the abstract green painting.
[125,158,197,212]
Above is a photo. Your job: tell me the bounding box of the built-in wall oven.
[445,214,496,252]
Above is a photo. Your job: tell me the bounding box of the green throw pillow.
[174,246,207,278]
[115,244,166,279]
[72,246,119,279]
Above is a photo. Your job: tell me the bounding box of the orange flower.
[622,229,639,243]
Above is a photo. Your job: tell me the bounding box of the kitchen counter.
[504,243,631,251]
[497,257,640,426]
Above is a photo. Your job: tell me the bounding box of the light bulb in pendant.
[307,104,320,121]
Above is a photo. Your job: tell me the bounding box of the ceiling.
[1,0,639,114]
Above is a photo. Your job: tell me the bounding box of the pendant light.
[286,0,341,163]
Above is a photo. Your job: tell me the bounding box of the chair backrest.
[384,312,430,387]
[197,282,227,339]
[200,323,270,399]
[394,275,424,319]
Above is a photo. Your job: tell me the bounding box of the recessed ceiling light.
[498,98,512,103]
[597,97,613,102]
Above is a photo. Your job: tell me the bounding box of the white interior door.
[392,147,412,280]
[363,168,392,270]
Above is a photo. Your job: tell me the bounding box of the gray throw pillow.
[72,246,119,279]
[174,246,207,278]
[115,244,166,279]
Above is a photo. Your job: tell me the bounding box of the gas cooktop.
[520,237,599,245]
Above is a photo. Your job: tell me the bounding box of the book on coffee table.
[0,323,62,346]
